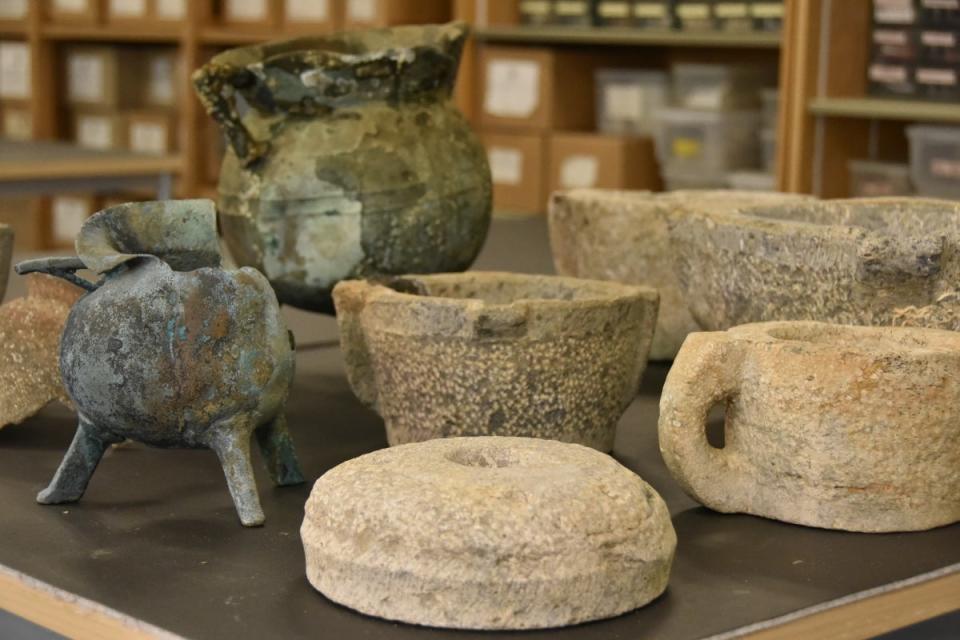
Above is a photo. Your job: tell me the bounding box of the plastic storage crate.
[908,125,960,199]
[672,63,769,109]
[595,69,669,135]
[727,170,776,192]
[848,160,914,197]
[653,108,761,177]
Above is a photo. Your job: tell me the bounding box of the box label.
[52,197,91,245]
[751,2,784,18]
[555,1,588,16]
[346,0,376,21]
[2,108,31,140]
[922,0,959,9]
[0,0,27,19]
[874,0,916,24]
[560,155,599,189]
[672,136,703,159]
[874,29,909,46]
[155,0,187,19]
[921,31,957,47]
[488,147,523,185]
[931,158,960,178]
[634,2,668,18]
[226,0,268,20]
[484,60,541,119]
[869,63,908,83]
[0,42,29,99]
[715,3,749,19]
[676,3,711,19]
[520,0,552,16]
[77,115,114,149]
[605,84,645,122]
[916,67,958,85]
[598,2,630,19]
[685,86,724,110]
[52,0,88,12]
[109,0,147,17]
[287,0,330,20]
[130,122,168,154]
[68,54,105,103]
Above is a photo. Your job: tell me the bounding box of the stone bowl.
[301,436,676,629]
[548,189,810,359]
[332,271,659,451]
[667,197,960,331]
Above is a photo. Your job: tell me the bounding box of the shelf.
[473,26,781,49]
[808,97,960,125]
[42,23,182,43]
[0,19,27,37]
[200,28,279,45]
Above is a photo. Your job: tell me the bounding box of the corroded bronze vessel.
[16,200,303,527]
[194,22,492,312]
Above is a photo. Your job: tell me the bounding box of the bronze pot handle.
[15,257,99,292]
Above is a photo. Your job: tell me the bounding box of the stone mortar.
[659,321,960,532]
[332,272,659,451]
[548,189,810,360]
[667,197,960,331]
[301,436,676,629]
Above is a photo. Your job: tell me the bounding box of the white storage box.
[654,108,761,177]
[726,171,776,192]
[848,160,913,197]
[671,63,771,110]
[595,69,669,136]
[907,125,960,199]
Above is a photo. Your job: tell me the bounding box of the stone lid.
[301,436,675,630]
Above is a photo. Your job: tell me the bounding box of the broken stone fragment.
[302,436,676,629]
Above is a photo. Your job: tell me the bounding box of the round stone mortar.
[667,197,960,331]
[301,436,676,629]
[548,189,811,360]
[332,272,659,451]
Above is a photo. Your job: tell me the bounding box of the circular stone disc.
[301,436,676,630]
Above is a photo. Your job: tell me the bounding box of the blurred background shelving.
[1,0,959,248]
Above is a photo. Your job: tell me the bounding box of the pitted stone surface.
[667,197,960,331]
[548,189,810,360]
[659,321,960,532]
[333,272,659,451]
[301,436,676,630]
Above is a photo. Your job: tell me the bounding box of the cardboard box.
[548,132,663,195]
[342,0,449,28]
[139,48,180,107]
[283,0,341,31]
[0,41,30,100]
[47,0,104,23]
[0,0,28,20]
[222,0,282,29]
[105,0,149,23]
[73,110,127,150]
[50,194,101,248]
[127,110,176,154]
[479,130,548,215]
[1,102,32,140]
[64,46,142,109]
[0,198,42,252]
[478,46,607,132]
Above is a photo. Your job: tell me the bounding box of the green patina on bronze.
[15,200,303,527]
[193,22,492,312]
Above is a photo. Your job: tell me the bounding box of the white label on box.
[555,1,588,16]
[917,67,957,85]
[0,42,29,99]
[605,84,645,122]
[931,158,960,178]
[922,31,957,47]
[521,0,552,15]
[922,0,959,9]
[488,147,523,185]
[155,0,187,19]
[598,2,630,19]
[560,155,599,189]
[287,0,330,20]
[869,63,908,83]
[676,3,711,19]
[634,3,668,18]
[484,60,541,119]
[685,86,724,109]
[874,0,915,24]
[226,0,268,20]
[874,29,909,46]
[52,0,88,12]
[0,0,28,19]
[130,122,168,154]
[3,108,31,140]
[77,115,114,149]
[751,2,784,18]
[68,54,105,103]
[52,198,90,245]
[346,0,376,21]
[109,0,147,17]
[715,3,748,19]
[148,57,176,104]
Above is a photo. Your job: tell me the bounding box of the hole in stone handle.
[706,401,728,450]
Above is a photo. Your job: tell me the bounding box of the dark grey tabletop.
[0,217,957,640]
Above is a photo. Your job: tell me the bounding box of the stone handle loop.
[192,63,268,168]
[658,332,745,509]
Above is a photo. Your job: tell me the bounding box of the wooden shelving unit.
[808,97,960,125]
[473,25,781,49]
